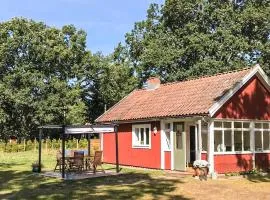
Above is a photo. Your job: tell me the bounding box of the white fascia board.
[65,127,114,134]
[209,64,270,117]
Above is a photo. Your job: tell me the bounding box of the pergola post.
[114,124,119,173]
[38,128,42,173]
[61,125,66,179]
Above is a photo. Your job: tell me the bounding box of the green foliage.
[125,0,270,84]
[0,138,99,152]
[80,52,138,121]
[0,18,88,138]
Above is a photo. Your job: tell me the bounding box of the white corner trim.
[100,133,103,151]
[160,121,165,169]
[208,120,215,173]
[170,122,174,170]
[209,64,270,117]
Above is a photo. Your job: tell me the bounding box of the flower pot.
[32,166,41,173]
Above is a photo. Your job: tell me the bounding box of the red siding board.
[255,153,270,171]
[164,151,171,170]
[215,76,270,120]
[103,122,161,169]
[214,154,253,173]
[201,153,207,161]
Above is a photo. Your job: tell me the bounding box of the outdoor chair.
[69,151,84,171]
[54,151,66,171]
[90,151,105,174]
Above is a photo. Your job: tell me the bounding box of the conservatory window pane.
[263,123,269,129]
[234,122,242,129]
[202,133,208,151]
[255,123,261,129]
[263,131,270,151]
[243,131,251,151]
[214,130,223,152]
[243,122,250,129]
[255,131,262,151]
[234,131,242,151]
[224,130,232,152]
[224,122,231,128]
[214,121,222,128]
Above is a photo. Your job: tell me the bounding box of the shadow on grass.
[245,174,270,183]
[0,162,24,169]
[0,170,191,200]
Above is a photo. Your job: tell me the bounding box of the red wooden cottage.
[96,65,270,174]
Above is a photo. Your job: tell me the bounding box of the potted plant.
[193,160,209,180]
[31,161,42,173]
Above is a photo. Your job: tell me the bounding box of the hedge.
[0,138,100,153]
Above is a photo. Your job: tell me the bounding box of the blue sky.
[0,0,164,55]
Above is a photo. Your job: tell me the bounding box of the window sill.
[132,145,151,149]
[214,151,253,155]
[255,151,270,153]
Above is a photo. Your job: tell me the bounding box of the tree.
[125,0,270,84]
[79,51,138,122]
[0,18,87,138]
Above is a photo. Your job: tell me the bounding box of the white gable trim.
[209,64,270,117]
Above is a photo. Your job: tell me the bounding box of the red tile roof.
[96,68,252,122]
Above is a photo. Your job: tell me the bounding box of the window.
[234,131,242,151]
[174,122,184,149]
[201,124,208,151]
[224,130,232,152]
[254,122,270,152]
[164,123,171,150]
[263,131,270,151]
[214,121,251,152]
[214,130,223,152]
[132,124,151,148]
[255,131,262,151]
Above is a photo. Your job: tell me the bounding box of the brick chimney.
[146,77,161,90]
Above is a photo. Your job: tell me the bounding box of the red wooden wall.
[102,122,161,169]
[164,151,171,170]
[214,75,270,173]
[214,154,253,173]
[215,76,270,120]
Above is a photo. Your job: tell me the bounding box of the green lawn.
[0,151,270,200]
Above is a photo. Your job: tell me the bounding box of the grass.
[0,151,270,200]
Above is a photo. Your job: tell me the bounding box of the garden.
[1,150,270,200]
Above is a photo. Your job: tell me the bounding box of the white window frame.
[254,122,270,152]
[213,121,252,154]
[132,124,151,149]
[213,119,270,154]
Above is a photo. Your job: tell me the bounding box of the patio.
[41,170,120,180]
[37,124,120,179]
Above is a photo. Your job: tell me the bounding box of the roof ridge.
[161,66,252,87]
